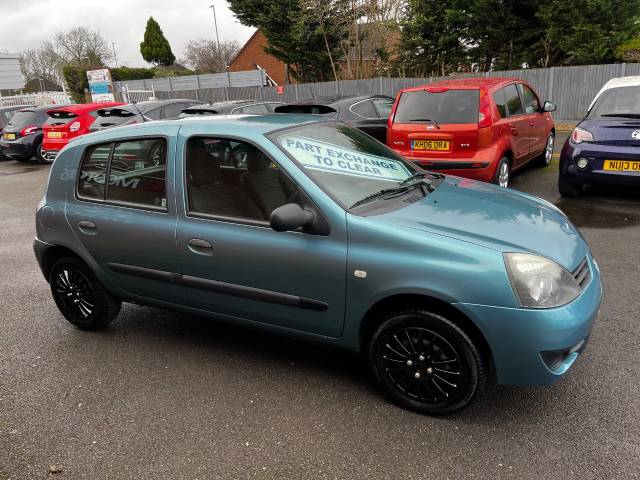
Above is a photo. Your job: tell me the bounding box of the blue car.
[34,115,602,414]
[559,76,640,196]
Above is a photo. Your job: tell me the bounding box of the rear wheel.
[493,158,510,187]
[558,175,583,197]
[537,133,555,167]
[368,310,485,415]
[35,142,50,165]
[50,257,121,330]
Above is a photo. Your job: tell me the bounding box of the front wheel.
[368,310,485,415]
[50,257,121,330]
[493,158,510,188]
[558,175,583,197]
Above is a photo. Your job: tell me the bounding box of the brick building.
[229,30,289,85]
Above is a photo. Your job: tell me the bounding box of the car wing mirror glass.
[543,101,556,112]
[270,203,314,232]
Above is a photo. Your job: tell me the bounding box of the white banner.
[280,135,409,182]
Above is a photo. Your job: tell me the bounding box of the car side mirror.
[543,101,556,112]
[270,203,315,232]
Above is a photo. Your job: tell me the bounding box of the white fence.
[0,91,72,107]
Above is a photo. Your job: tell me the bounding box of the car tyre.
[368,309,485,415]
[35,141,50,165]
[536,133,555,167]
[49,257,121,330]
[558,176,583,197]
[493,157,510,188]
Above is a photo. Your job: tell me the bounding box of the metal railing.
[0,91,72,107]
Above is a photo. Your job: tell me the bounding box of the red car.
[387,78,556,187]
[42,102,124,163]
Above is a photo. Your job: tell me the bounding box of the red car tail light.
[20,125,38,136]
[478,90,492,128]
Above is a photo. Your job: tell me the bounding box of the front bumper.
[560,141,640,186]
[455,255,602,385]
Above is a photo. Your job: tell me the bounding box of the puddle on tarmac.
[555,197,640,229]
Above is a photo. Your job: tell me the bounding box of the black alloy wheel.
[50,257,121,330]
[368,310,485,415]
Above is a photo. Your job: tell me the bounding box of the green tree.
[62,65,89,103]
[617,37,640,62]
[398,0,468,76]
[140,17,176,67]
[228,0,352,82]
[538,0,640,65]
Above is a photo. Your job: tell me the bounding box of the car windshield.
[270,122,437,209]
[588,86,640,118]
[394,89,479,124]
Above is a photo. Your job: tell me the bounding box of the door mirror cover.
[270,203,315,232]
[543,101,556,112]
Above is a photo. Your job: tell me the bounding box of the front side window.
[107,139,167,209]
[77,138,167,210]
[186,138,296,222]
[394,89,480,125]
[504,84,523,116]
[518,84,540,114]
[271,123,427,209]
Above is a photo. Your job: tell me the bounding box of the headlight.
[504,253,580,309]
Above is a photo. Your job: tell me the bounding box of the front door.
[175,132,347,338]
[518,83,547,157]
[65,129,184,305]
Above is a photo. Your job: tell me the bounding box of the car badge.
[632,130,640,140]
[426,125,435,130]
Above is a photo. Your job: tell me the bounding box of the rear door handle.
[188,238,213,255]
[77,220,97,234]
[509,124,518,135]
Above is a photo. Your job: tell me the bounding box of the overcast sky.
[0,0,255,67]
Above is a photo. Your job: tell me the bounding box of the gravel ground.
[1,138,639,479]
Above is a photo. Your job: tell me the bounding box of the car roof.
[47,102,124,114]
[182,100,278,114]
[0,105,34,113]
[588,75,640,111]
[289,95,389,107]
[16,104,58,112]
[401,77,522,92]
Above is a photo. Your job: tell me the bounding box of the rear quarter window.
[394,89,480,124]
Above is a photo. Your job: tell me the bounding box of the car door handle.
[77,220,97,234]
[188,238,213,255]
[509,124,518,135]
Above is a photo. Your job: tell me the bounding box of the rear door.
[518,83,547,157]
[65,127,184,304]
[388,89,480,161]
[501,84,530,166]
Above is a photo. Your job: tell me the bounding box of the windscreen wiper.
[350,175,437,210]
[408,118,440,129]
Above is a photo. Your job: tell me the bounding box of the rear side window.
[503,85,523,116]
[518,84,540,114]
[78,144,111,200]
[493,89,507,118]
[351,100,378,119]
[77,138,167,211]
[394,90,480,124]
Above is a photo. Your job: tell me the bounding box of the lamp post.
[112,43,119,68]
[209,2,231,99]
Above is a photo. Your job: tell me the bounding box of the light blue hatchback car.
[34,115,602,414]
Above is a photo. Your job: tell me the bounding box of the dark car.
[1,105,34,159]
[179,100,285,118]
[274,95,395,143]
[90,99,203,132]
[559,77,640,196]
[0,105,53,163]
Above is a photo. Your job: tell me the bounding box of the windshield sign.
[280,135,410,182]
[271,123,425,209]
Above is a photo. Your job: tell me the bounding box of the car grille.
[572,257,591,290]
